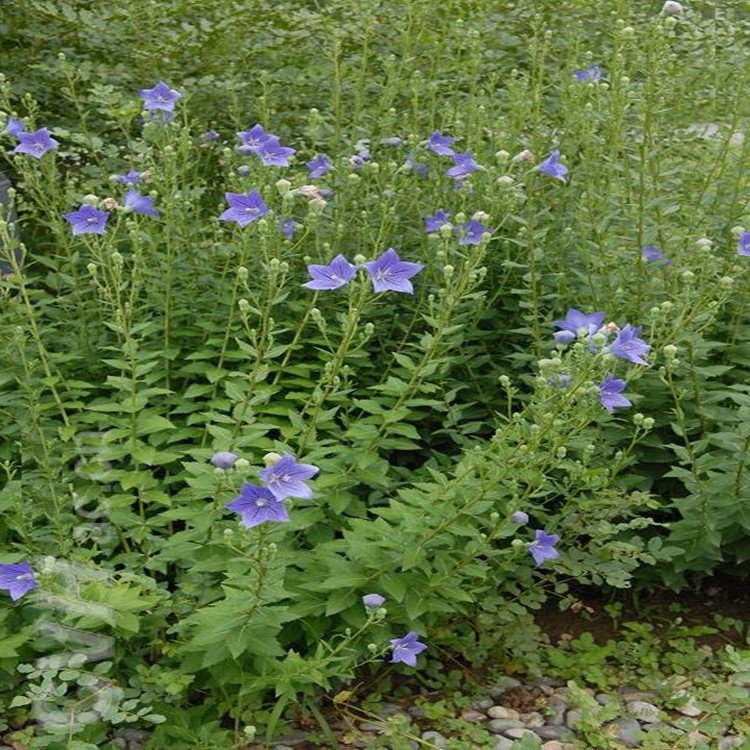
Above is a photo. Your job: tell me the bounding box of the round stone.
[420,731,448,748]
[503,728,541,741]
[565,709,583,729]
[626,700,661,723]
[493,738,515,750]
[519,711,544,727]
[605,719,643,748]
[487,706,520,720]
[460,709,487,722]
[536,725,572,741]
[473,697,494,711]
[718,738,744,750]
[487,719,525,734]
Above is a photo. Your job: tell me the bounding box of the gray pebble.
[461,708,487,722]
[359,721,386,732]
[626,700,661,723]
[473,697,494,710]
[421,730,448,748]
[379,702,403,716]
[536,725,572,741]
[565,709,583,729]
[718,738,744,750]
[503,728,541,741]
[519,711,544,727]
[273,732,307,746]
[595,693,612,705]
[408,704,426,719]
[487,718,525,734]
[547,695,568,710]
[607,718,643,748]
[493,738,515,750]
[487,705,520,720]
[547,708,566,726]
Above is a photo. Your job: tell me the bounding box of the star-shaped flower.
[553,308,605,338]
[738,232,750,257]
[225,484,289,528]
[528,530,560,566]
[598,373,632,413]
[306,154,333,179]
[457,219,490,245]
[124,189,159,217]
[259,453,319,500]
[538,150,569,182]
[303,254,357,291]
[389,632,427,667]
[574,64,605,82]
[427,131,456,156]
[139,82,182,112]
[363,248,424,294]
[13,128,59,158]
[446,152,479,180]
[115,170,142,185]
[257,137,296,167]
[609,324,650,365]
[64,204,109,235]
[424,210,452,233]
[0,561,38,601]
[219,190,269,227]
[6,117,25,137]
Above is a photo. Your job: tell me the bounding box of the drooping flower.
[210,451,240,469]
[609,324,650,365]
[306,154,333,179]
[382,136,403,146]
[237,124,275,155]
[115,170,142,185]
[219,190,269,227]
[303,254,357,291]
[424,209,452,233]
[257,137,296,167]
[511,511,529,525]
[0,562,38,601]
[457,219,490,245]
[389,632,427,667]
[362,593,386,609]
[427,131,456,156]
[64,204,109,235]
[201,130,220,142]
[13,128,59,158]
[528,529,560,566]
[6,118,25,137]
[538,150,569,183]
[349,143,371,170]
[139,82,182,112]
[225,483,289,528]
[363,248,424,294]
[553,308,605,339]
[405,152,428,177]
[574,64,605,83]
[279,217,295,240]
[598,373,632,413]
[123,189,159,217]
[446,152,480,180]
[737,232,750,257]
[259,453,319,500]
[553,330,576,345]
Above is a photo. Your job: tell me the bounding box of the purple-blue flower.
[641,244,672,267]
[259,453,319,500]
[427,130,456,156]
[219,190,269,227]
[553,308,605,339]
[424,210,452,233]
[362,593,386,609]
[64,204,109,236]
[201,130,220,142]
[547,374,572,388]
[457,219,490,245]
[257,137,296,167]
[382,136,403,146]
[0,562,37,601]
[405,153,428,177]
[225,484,289,528]
[738,232,750,257]
[574,64,605,82]
[6,118,25,138]
[303,254,357,291]
[13,128,59,158]
[279,217,295,240]
[237,124,274,154]
[609,324,650,365]
[211,451,240,469]
[598,373,632,413]
[306,154,332,179]
[389,631,427,667]
[553,330,576,345]
[363,248,424,294]
[511,511,529,525]
[528,529,560,566]
[446,152,480,180]
[115,170,142,186]
[139,82,181,112]
[124,189,159,217]
[538,150,569,183]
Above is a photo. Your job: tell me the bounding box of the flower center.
[255,498,268,508]
[376,270,391,282]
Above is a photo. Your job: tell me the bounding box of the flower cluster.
[423,209,492,245]
[237,124,296,167]
[223,453,319,529]
[303,249,424,294]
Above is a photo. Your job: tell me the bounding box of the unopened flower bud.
[642,417,655,430]
[211,451,239,469]
[498,375,511,387]
[496,175,515,187]
[83,194,99,206]
[236,165,251,176]
[495,150,510,161]
[86,263,97,275]
[681,270,695,283]
[511,511,529,525]
[512,149,534,163]
[633,413,645,426]
[102,197,118,211]
[263,452,282,467]
[234,458,250,471]
[238,298,250,313]
[664,344,678,358]
[309,196,327,213]
[720,276,734,287]
[662,1,683,14]
[443,264,454,279]
[695,237,712,249]
[275,178,291,196]
[511,538,524,549]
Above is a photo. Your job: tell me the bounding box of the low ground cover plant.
[1,1,750,748]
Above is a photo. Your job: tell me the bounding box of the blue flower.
[259,453,319,500]
[457,219,490,245]
[225,484,289,528]
[528,530,560,566]
[306,154,333,179]
[237,124,275,154]
[738,232,750,257]
[641,245,672,266]
[303,254,357,291]
[405,152,428,177]
[64,205,109,235]
[574,64,605,82]
[553,308,605,339]
[424,210,451,233]
[0,562,37,601]
[446,152,479,180]
[279,217,295,240]
[219,190,269,227]
[598,373,632,412]
[257,137,296,167]
[115,170,142,185]
[538,150,569,183]
[124,189,159,217]
[139,82,181,113]
[389,632,427,667]
[427,131,456,156]
[6,118,25,137]
[13,128,59,158]
[210,451,240,469]
[362,593,386,609]
[609,325,650,365]
[363,249,424,294]
[201,130,220,142]
[511,511,529,525]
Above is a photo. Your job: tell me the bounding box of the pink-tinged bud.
[662,1,683,13]
[102,197,118,211]
[512,149,534,163]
